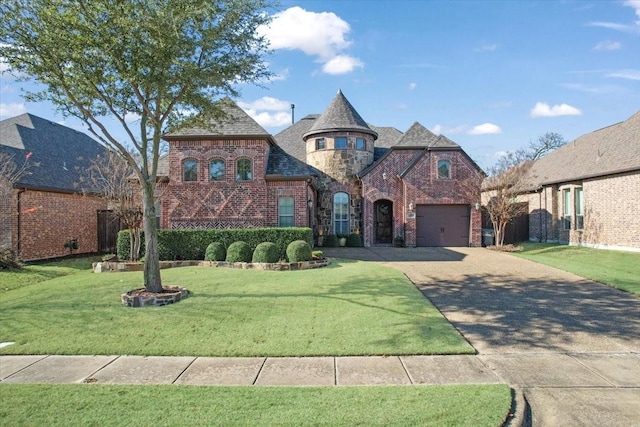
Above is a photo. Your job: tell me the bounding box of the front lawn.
[0,383,512,426]
[0,259,473,356]
[512,243,640,296]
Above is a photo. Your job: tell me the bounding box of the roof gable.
[164,98,271,139]
[394,122,439,147]
[0,113,106,193]
[303,90,377,140]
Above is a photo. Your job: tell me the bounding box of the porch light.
[475,202,480,211]
[408,202,414,211]
[307,199,313,209]
[382,172,387,180]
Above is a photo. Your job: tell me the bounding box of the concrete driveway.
[322,246,640,426]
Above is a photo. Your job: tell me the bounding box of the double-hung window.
[236,158,252,181]
[562,189,571,229]
[182,159,197,182]
[278,197,294,227]
[575,187,584,230]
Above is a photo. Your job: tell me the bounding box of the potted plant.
[393,235,404,247]
[338,234,347,247]
[316,228,324,247]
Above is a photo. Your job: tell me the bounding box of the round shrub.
[204,242,226,261]
[225,241,252,263]
[324,234,338,247]
[346,233,362,247]
[286,240,312,262]
[252,242,279,263]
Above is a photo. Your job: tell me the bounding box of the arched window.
[182,159,197,182]
[209,159,225,181]
[236,158,252,181]
[437,160,451,179]
[333,192,349,235]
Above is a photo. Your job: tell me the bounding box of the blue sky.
[1,0,639,169]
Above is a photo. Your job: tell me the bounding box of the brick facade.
[523,171,640,251]
[160,138,313,230]
[361,149,482,247]
[6,189,108,261]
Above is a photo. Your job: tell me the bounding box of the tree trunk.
[129,227,141,262]
[141,180,162,293]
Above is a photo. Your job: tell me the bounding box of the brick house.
[496,111,640,251]
[0,114,108,260]
[160,91,483,247]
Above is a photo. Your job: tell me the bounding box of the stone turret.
[303,90,377,183]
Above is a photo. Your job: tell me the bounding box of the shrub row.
[204,240,312,263]
[117,228,313,261]
[321,233,362,248]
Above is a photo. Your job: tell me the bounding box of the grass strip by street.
[512,243,640,296]
[0,383,512,427]
[0,259,474,356]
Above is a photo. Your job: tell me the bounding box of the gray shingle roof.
[395,122,445,148]
[164,98,270,139]
[303,90,377,140]
[0,113,106,193]
[368,125,403,148]
[274,114,318,162]
[266,144,320,178]
[523,110,640,190]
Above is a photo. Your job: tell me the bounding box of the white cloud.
[468,123,502,135]
[593,40,621,50]
[530,102,582,118]
[430,124,467,135]
[624,0,640,21]
[238,96,291,111]
[588,21,637,33]
[0,102,26,117]
[124,112,141,123]
[322,55,364,75]
[246,110,292,128]
[239,97,293,128]
[258,6,363,75]
[408,82,417,90]
[475,44,497,52]
[494,151,509,158]
[606,69,640,80]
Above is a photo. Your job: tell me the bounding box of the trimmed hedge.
[117,227,312,261]
[286,240,312,262]
[252,242,279,263]
[204,242,226,261]
[226,241,252,263]
[346,233,363,247]
[324,234,338,248]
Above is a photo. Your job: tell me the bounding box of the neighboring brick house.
[497,111,639,251]
[160,91,483,247]
[0,114,108,260]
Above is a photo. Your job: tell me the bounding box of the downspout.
[16,188,26,260]
[538,187,542,242]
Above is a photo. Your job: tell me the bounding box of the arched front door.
[374,200,393,244]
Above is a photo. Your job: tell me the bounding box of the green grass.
[512,243,640,296]
[0,384,511,426]
[0,259,473,356]
[0,255,101,293]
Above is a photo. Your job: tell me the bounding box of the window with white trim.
[575,187,584,230]
[333,192,349,235]
[562,188,571,229]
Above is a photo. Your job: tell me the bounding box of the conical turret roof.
[303,90,377,140]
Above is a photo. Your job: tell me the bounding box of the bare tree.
[528,132,566,161]
[483,161,532,247]
[0,151,31,266]
[81,150,143,261]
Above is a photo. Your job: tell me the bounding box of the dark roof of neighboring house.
[303,90,378,140]
[522,110,640,190]
[0,113,106,193]
[164,98,272,140]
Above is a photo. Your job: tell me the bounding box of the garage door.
[416,205,470,247]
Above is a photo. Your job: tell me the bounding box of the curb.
[505,388,530,427]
